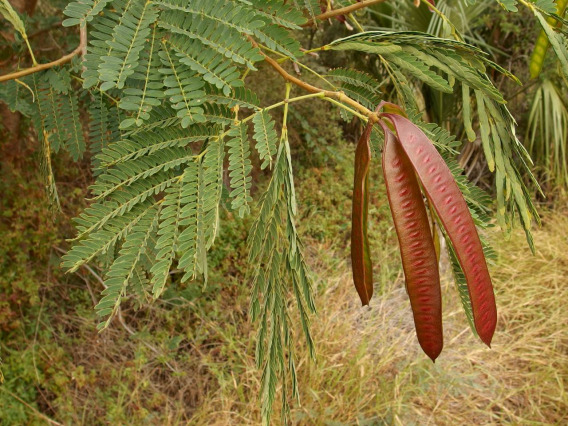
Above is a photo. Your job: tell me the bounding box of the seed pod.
[383,113,497,346]
[351,119,374,305]
[382,126,443,361]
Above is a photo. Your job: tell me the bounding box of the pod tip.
[422,342,443,362]
[479,329,495,348]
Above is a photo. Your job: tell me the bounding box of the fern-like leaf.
[227,122,253,217]
[159,4,264,70]
[74,171,179,239]
[36,70,86,160]
[63,0,113,26]
[62,200,158,272]
[156,0,265,35]
[297,0,319,21]
[150,163,196,297]
[31,74,60,211]
[82,0,128,88]
[0,79,34,116]
[202,136,225,249]
[174,164,200,282]
[327,68,384,95]
[177,138,225,282]
[201,102,234,125]
[248,0,306,29]
[168,35,243,96]
[98,124,216,167]
[61,91,87,161]
[327,68,383,110]
[249,139,315,425]
[91,147,196,200]
[118,24,164,128]
[95,203,160,329]
[89,92,122,170]
[98,0,159,91]
[159,42,207,127]
[252,110,278,170]
[204,84,260,110]
[253,19,301,59]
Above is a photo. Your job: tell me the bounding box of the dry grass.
[190,203,568,425]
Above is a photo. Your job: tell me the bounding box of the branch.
[302,0,388,27]
[260,50,379,122]
[0,27,87,83]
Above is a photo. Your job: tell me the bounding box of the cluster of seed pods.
[350,105,497,361]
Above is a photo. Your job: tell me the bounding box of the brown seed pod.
[382,125,443,361]
[383,113,497,346]
[351,118,374,306]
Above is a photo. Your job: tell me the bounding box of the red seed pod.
[382,126,443,361]
[383,113,497,346]
[351,119,374,305]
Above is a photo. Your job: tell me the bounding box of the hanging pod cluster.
[350,104,497,361]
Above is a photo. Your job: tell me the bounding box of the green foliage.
[38,70,86,160]
[227,122,253,217]
[296,0,320,21]
[248,0,307,29]
[159,42,208,128]
[167,35,243,96]
[532,9,568,78]
[0,0,28,39]
[98,0,159,91]
[248,138,315,425]
[98,124,216,167]
[152,163,196,296]
[252,110,278,170]
[118,24,164,128]
[496,0,518,12]
[0,80,34,116]
[95,203,160,329]
[327,68,383,109]
[158,1,264,70]
[4,0,568,422]
[63,0,114,27]
[30,74,61,212]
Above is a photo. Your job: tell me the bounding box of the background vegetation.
[1,0,567,424]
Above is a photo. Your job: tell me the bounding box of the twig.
[0,27,87,83]
[0,45,81,82]
[79,25,87,60]
[259,50,379,123]
[302,0,388,27]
